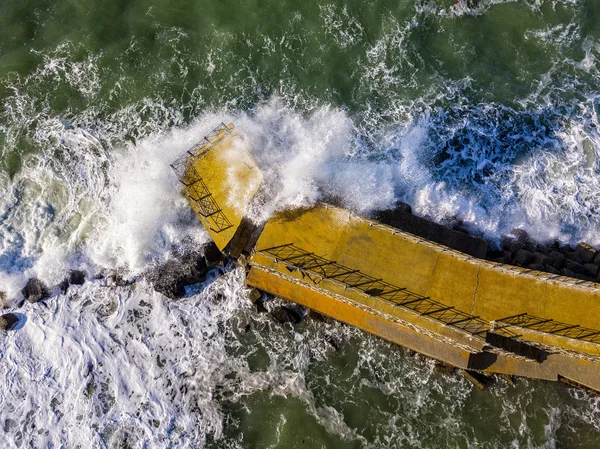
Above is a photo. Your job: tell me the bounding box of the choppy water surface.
[1,0,600,447]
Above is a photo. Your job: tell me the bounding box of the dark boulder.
[324,334,343,351]
[203,241,223,267]
[449,230,488,259]
[107,272,130,287]
[247,288,262,303]
[575,243,597,264]
[147,239,215,298]
[565,251,583,265]
[513,250,534,267]
[69,270,86,285]
[271,305,307,325]
[548,251,566,270]
[543,265,561,275]
[149,255,208,299]
[575,273,597,283]
[500,236,513,250]
[22,278,50,303]
[486,248,506,263]
[434,363,455,375]
[532,252,550,266]
[527,264,544,272]
[509,241,525,255]
[0,313,19,330]
[486,249,504,260]
[287,304,308,322]
[501,235,518,251]
[509,229,536,252]
[396,202,412,214]
[60,270,87,294]
[561,268,575,278]
[375,202,412,221]
[510,228,531,243]
[564,259,584,274]
[310,310,333,324]
[247,288,269,313]
[271,306,297,325]
[536,245,550,255]
[59,279,69,294]
[256,300,268,314]
[583,263,599,279]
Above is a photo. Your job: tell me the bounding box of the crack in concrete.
[471,265,481,316]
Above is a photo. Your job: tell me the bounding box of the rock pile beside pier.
[486,233,600,283]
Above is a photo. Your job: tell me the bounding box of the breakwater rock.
[0,313,19,331]
[488,231,600,283]
[21,278,50,303]
[147,242,224,299]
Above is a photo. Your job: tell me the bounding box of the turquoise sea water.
[1,0,600,447]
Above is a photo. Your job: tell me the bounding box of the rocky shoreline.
[0,240,226,331]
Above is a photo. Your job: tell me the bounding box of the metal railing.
[494,313,600,345]
[170,123,235,233]
[256,243,518,339]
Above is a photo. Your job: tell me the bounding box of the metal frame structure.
[170,123,235,233]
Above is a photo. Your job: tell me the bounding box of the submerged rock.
[107,273,129,287]
[325,333,343,351]
[148,253,208,299]
[59,279,70,294]
[434,362,455,375]
[247,288,269,313]
[22,278,50,303]
[270,306,297,325]
[0,313,19,330]
[247,288,262,303]
[3,418,17,433]
[271,304,307,325]
[69,270,86,285]
[203,241,224,267]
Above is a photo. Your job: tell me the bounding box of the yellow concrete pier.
[173,124,600,392]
